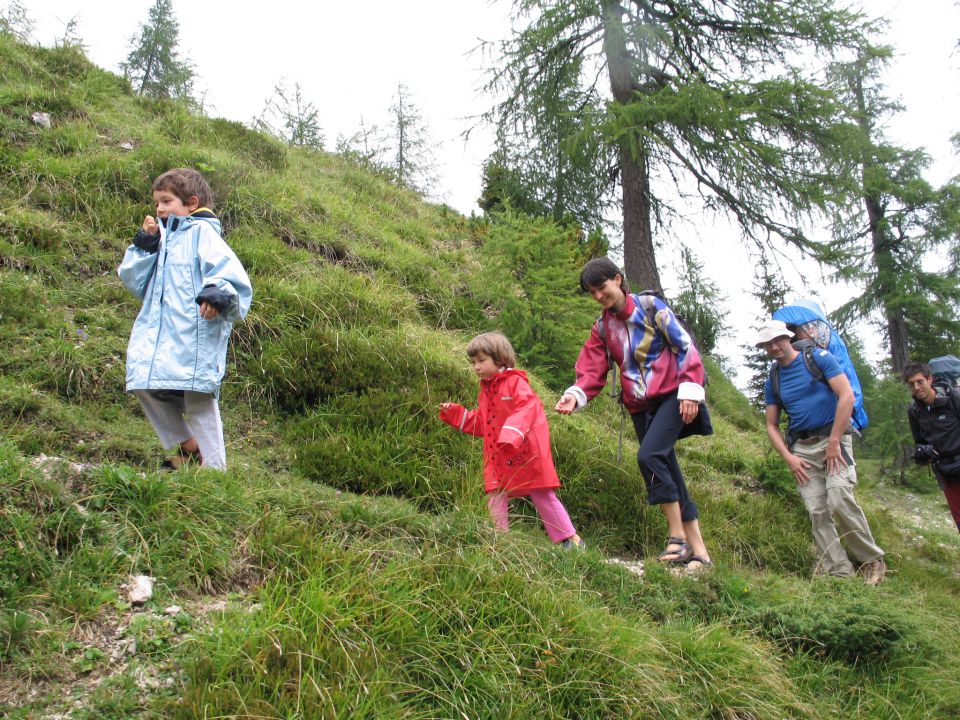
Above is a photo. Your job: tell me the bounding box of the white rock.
[30,111,52,129]
[119,141,134,150]
[605,557,645,578]
[127,575,155,605]
[164,605,182,616]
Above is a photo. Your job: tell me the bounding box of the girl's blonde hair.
[466,332,517,369]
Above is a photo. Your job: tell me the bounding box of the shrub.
[750,596,911,664]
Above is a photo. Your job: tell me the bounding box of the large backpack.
[930,355,960,389]
[768,339,866,433]
[771,300,868,431]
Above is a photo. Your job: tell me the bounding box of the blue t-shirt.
[764,348,844,431]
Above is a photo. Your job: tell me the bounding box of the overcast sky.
[22,0,960,375]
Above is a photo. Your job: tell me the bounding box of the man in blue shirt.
[757,320,886,584]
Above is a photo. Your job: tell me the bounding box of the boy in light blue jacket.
[118,168,252,469]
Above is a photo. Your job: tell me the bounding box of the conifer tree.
[254,81,324,150]
[0,1,33,43]
[826,47,960,374]
[742,254,791,409]
[669,246,728,357]
[388,83,438,195]
[336,116,387,171]
[121,0,193,101]
[483,0,872,292]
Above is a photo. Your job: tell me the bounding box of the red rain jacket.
[440,368,561,497]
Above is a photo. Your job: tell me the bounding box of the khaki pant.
[791,435,883,576]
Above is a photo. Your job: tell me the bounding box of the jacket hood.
[481,367,528,386]
[161,210,220,234]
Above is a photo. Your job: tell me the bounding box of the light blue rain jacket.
[772,299,868,431]
[117,213,252,394]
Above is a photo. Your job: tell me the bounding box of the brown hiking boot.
[860,559,887,586]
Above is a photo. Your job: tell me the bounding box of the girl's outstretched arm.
[439,403,481,436]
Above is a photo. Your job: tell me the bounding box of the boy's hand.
[142,215,159,235]
[199,301,220,320]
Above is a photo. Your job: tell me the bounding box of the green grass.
[1,31,959,719]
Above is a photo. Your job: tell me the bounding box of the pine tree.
[826,47,960,374]
[388,83,438,195]
[669,246,728,357]
[336,116,388,171]
[254,81,324,150]
[0,1,34,43]
[483,0,873,291]
[742,254,791,409]
[121,0,193,101]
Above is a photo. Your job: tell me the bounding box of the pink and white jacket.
[564,293,706,414]
[440,368,561,497]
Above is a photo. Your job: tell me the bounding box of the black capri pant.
[630,392,699,522]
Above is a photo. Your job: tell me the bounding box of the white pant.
[134,390,226,469]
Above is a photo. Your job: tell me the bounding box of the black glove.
[133,229,161,253]
[913,444,940,465]
[195,284,232,312]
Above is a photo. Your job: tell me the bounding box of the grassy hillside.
[1,35,959,719]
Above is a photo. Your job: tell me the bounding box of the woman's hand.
[555,394,577,415]
[679,399,700,424]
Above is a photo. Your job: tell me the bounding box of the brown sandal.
[657,536,692,563]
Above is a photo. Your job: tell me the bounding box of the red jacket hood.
[481,367,528,387]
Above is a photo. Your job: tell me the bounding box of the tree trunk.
[620,145,660,291]
[868,213,910,374]
[852,73,910,374]
[601,0,662,292]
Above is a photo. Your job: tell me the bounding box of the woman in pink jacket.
[556,258,713,571]
[440,332,585,548]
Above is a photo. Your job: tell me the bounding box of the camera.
[913,444,940,465]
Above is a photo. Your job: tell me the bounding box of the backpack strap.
[770,341,826,412]
[635,291,660,328]
[597,313,626,464]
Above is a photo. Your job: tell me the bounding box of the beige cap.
[755,319,793,346]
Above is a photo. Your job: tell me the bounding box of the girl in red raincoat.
[440,332,585,548]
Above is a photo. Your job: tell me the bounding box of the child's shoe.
[561,537,586,550]
[161,450,201,471]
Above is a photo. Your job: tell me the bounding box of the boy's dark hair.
[579,257,629,294]
[903,361,932,383]
[466,332,517,369]
[152,168,214,208]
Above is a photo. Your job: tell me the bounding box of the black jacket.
[908,382,960,460]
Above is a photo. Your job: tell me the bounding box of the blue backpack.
[930,355,960,389]
[772,301,868,431]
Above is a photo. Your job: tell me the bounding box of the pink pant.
[486,489,576,543]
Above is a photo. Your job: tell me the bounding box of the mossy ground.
[1,34,959,719]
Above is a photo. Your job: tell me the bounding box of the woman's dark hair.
[579,257,629,294]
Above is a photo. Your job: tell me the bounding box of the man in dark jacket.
[904,361,960,532]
